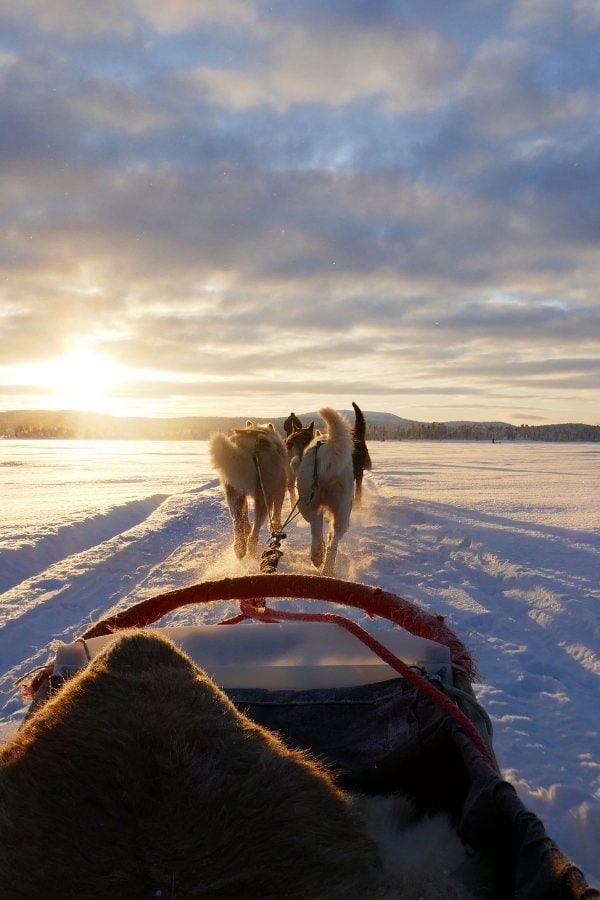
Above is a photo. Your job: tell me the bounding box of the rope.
[254,453,305,573]
[260,539,284,574]
[260,440,322,572]
[219,602,499,772]
[309,440,322,502]
[281,500,302,529]
[17,664,54,701]
[253,454,275,534]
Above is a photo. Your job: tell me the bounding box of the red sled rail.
[81,573,476,681]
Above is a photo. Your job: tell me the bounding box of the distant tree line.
[0,411,239,441]
[6,423,76,439]
[1,412,598,442]
[366,422,600,442]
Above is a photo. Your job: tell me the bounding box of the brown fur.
[0,633,476,899]
[210,421,288,558]
[285,420,315,504]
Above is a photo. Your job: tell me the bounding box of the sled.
[17,575,600,898]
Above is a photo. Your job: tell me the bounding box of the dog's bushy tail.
[319,407,353,474]
[352,401,372,471]
[352,401,366,441]
[209,433,254,493]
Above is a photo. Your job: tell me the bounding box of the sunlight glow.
[44,348,124,412]
[22,345,123,412]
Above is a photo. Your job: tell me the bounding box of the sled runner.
[10,575,600,899]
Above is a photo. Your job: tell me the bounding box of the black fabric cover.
[227,678,599,900]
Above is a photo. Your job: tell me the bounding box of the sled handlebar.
[80,574,477,681]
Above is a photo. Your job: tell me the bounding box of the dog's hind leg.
[321,494,352,576]
[352,447,368,507]
[270,480,286,534]
[247,488,268,556]
[321,522,341,576]
[288,456,301,506]
[321,544,337,576]
[225,484,250,559]
[309,512,325,569]
[354,471,363,506]
[288,482,297,507]
[322,529,345,576]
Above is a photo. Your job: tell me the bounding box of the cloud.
[133,0,259,35]
[68,77,172,133]
[511,0,600,30]
[0,1,598,424]
[456,38,582,137]
[179,20,462,114]
[0,0,259,39]
[0,0,138,40]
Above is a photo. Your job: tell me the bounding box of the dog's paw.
[233,535,248,559]
[311,545,325,568]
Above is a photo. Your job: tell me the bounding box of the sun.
[46,347,123,413]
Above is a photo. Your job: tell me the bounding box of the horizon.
[1,406,598,430]
[1,4,599,427]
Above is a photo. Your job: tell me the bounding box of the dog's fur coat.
[295,407,355,575]
[0,632,481,899]
[287,404,372,509]
[285,420,315,504]
[352,401,372,505]
[210,421,288,558]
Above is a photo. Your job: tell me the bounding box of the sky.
[1,440,598,888]
[1,0,599,425]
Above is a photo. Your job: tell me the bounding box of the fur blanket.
[0,633,482,899]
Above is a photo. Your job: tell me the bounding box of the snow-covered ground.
[1,438,598,886]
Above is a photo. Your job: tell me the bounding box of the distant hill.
[0,409,249,441]
[300,410,420,429]
[0,408,419,440]
[0,409,598,442]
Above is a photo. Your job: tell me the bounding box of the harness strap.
[309,440,322,502]
[280,500,301,529]
[253,454,275,533]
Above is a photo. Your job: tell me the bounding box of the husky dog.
[285,420,315,504]
[352,401,372,505]
[295,407,354,576]
[210,421,288,559]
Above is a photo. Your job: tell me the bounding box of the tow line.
[254,443,322,573]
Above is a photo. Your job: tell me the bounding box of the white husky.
[210,421,288,559]
[295,407,354,576]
